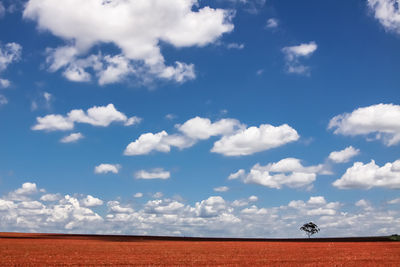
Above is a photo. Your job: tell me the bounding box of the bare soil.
[1,233,399,266]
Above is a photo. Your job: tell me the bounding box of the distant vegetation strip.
[0,233,398,242]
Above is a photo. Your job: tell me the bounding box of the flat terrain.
[1,233,399,266]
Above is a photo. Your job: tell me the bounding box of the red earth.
[1,233,399,266]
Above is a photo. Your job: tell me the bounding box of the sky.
[0,0,399,238]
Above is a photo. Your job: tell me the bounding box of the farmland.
[1,233,399,266]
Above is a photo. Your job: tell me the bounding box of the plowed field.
[1,233,399,266]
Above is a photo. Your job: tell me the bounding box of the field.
[1,233,400,266]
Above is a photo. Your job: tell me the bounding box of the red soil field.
[1,233,400,266]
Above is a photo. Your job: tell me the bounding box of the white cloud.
[230,158,326,189]
[124,116,243,156]
[135,168,170,180]
[328,104,400,146]
[228,169,246,180]
[40,193,61,202]
[266,18,278,28]
[32,114,74,131]
[125,118,298,157]
[177,116,244,140]
[124,131,183,155]
[81,195,103,207]
[60,132,84,143]
[152,192,164,199]
[0,79,10,88]
[328,146,360,163]
[367,0,400,34]
[165,114,176,120]
[23,0,234,84]
[32,104,140,131]
[195,196,227,217]
[94,164,121,174]
[211,124,299,156]
[388,198,400,204]
[133,192,143,198]
[14,182,38,195]
[0,42,22,88]
[214,186,229,192]
[1,182,400,237]
[333,159,400,189]
[282,42,317,75]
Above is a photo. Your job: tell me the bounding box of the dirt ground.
[1,233,399,266]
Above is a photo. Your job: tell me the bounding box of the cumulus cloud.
[32,104,140,131]
[135,168,170,180]
[1,182,400,237]
[124,117,298,156]
[211,124,299,156]
[328,146,360,163]
[0,42,22,88]
[94,164,121,174]
[333,159,400,189]
[282,41,317,75]
[124,131,194,155]
[214,186,229,192]
[81,195,104,207]
[229,158,326,189]
[367,0,400,34]
[177,116,244,140]
[124,116,243,156]
[60,132,84,143]
[328,104,400,146]
[23,0,234,84]
[40,193,61,202]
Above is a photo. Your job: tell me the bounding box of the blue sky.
[0,0,399,237]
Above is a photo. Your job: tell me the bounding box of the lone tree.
[300,222,320,238]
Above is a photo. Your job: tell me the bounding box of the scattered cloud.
[177,116,244,140]
[60,132,84,143]
[211,124,299,156]
[125,117,298,156]
[229,158,326,189]
[0,42,21,88]
[135,168,170,180]
[23,0,234,85]
[266,18,278,29]
[214,186,229,192]
[1,182,400,237]
[81,195,103,207]
[328,146,360,163]
[367,0,400,35]
[333,159,400,189]
[282,42,317,75]
[94,164,121,175]
[32,104,140,131]
[329,103,400,146]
